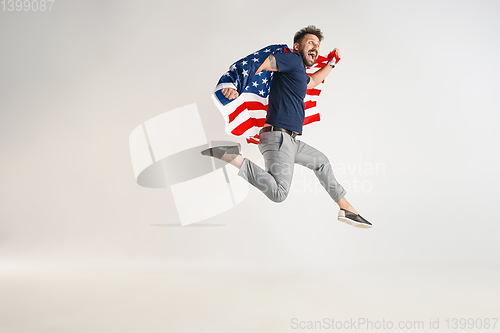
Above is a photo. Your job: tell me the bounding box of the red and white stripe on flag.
[211,52,336,144]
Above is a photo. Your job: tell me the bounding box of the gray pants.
[238,130,346,203]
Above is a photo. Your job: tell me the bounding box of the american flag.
[211,44,338,144]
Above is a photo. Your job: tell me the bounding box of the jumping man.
[202,25,372,228]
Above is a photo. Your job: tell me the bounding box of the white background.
[1,0,499,332]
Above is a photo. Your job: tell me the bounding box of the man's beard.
[300,48,317,66]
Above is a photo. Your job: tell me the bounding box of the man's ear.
[293,42,299,52]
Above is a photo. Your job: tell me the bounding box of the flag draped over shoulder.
[211,44,337,144]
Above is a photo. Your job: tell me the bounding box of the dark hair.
[293,25,324,44]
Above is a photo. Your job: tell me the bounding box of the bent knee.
[270,194,288,203]
[316,154,330,166]
[268,187,289,203]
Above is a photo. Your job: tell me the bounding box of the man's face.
[294,34,320,67]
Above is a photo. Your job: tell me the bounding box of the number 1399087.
[2,0,54,11]
[445,318,498,330]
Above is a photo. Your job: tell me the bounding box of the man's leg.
[294,140,348,203]
[294,140,372,227]
[221,154,245,169]
[237,131,295,203]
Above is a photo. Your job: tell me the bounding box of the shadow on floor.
[150,224,226,227]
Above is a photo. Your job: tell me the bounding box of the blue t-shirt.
[265,52,310,134]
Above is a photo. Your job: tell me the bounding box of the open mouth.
[308,52,316,61]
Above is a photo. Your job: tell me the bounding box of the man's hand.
[332,48,341,64]
[221,88,239,100]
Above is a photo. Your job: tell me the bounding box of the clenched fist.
[221,88,239,100]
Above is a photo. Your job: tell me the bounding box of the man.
[202,26,372,228]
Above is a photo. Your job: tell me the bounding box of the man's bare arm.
[307,64,333,89]
[307,48,341,89]
[255,54,279,74]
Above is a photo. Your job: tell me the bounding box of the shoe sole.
[201,144,241,157]
[338,217,372,228]
[219,144,241,152]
